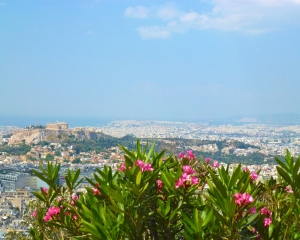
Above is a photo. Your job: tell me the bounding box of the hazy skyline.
[1,0,300,122]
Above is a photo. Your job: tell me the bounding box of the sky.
[1,0,300,124]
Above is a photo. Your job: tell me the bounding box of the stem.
[283,196,297,239]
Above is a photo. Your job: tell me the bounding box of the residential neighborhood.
[0,121,300,236]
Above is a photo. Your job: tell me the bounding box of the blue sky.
[1,0,300,123]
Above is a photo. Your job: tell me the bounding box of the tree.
[55,150,62,157]
[72,157,81,164]
[45,154,54,161]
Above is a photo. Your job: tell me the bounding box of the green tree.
[45,154,54,161]
[72,157,81,164]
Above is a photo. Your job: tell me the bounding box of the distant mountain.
[208,113,300,125]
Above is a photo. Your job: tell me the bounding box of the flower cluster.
[211,161,220,168]
[285,186,293,193]
[233,192,254,206]
[248,207,256,214]
[118,162,126,172]
[178,150,196,161]
[31,209,37,217]
[135,160,154,172]
[175,165,199,189]
[156,179,163,189]
[44,206,60,222]
[66,211,78,220]
[42,187,48,194]
[250,171,258,181]
[205,158,211,164]
[261,206,272,227]
[71,194,79,205]
[93,188,100,195]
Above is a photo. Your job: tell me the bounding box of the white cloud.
[124,6,150,19]
[156,4,181,20]
[137,27,171,39]
[124,1,300,38]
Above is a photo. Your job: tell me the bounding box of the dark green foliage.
[72,157,81,164]
[66,134,136,154]
[0,143,31,155]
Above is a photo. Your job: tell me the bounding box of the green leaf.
[108,204,124,213]
[182,212,197,232]
[31,169,50,185]
[107,188,125,205]
[293,158,300,179]
[209,170,227,198]
[212,208,226,225]
[169,200,182,220]
[276,166,292,185]
[202,208,213,227]
[228,164,241,190]
[275,157,290,172]
[165,198,171,215]
[161,172,172,189]
[81,220,104,239]
[146,141,155,162]
[73,169,80,185]
[136,171,142,187]
[32,192,46,202]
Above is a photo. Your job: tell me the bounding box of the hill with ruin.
[8,122,104,145]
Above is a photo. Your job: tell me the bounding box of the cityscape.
[0,120,300,236]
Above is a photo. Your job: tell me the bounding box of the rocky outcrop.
[8,128,103,145]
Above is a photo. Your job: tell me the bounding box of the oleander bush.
[19,141,300,239]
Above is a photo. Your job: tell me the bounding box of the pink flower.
[260,207,272,217]
[135,160,144,167]
[179,151,196,160]
[47,206,60,215]
[175,170,199,189]
[285,186,293,193]
[57,197,62,202]
[185,150,196,160]
[250,171,258,181]
[31,210,37,217]
[242,193,254,204]
[182,165,195,174]
[175,178,184,189]
[205,158,211,164]
[42,187,48,194]
[44,206,60,222]
[191,176,199,185]
[93,188,100,195]
[134,160,153,172]
[73,214,78,220]
[142,162,154,172]
[244,167,249,172]
[248,207,257,214]
[264,217,272,227]
[72,194,79,201]
[44,214,52,222]
[162,158,166,162]
[66,211,70,216]
[257,234,262,240]
[156,180,163,189]
[233,193,254,206]
[212,161,220,168]
[180,172,189,182]
[118,162,126,172]
[233,193,244,206]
